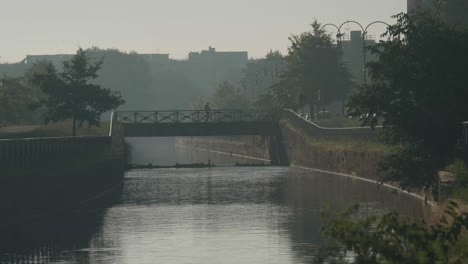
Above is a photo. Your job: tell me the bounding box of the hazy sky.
[1,0,406,62]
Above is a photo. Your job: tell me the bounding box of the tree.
[0,76,39,126]
[242,50,286,100]
[210,81,250,109]
[31,48,124,136]
[271,21,353,115]
[347,12,468,190]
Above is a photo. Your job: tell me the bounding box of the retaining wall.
[0,136,112,169]
[279,119,388,180]
[176,136,271,161]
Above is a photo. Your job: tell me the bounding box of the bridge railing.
[283,109,384,142]
[115,110,276,124]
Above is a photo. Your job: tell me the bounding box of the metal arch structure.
[361,21,391,84]
[336,20,391,84]
[364,21,390,36]
[338,20,365,35]
[320,23,344,64]
[320,23,341,36]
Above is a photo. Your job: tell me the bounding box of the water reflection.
[0,142,434,264]
[126,137,269,166]
[0,184,123,264]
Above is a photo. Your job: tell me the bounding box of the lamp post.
[362,21,390,84]
[337,21,366,83]
[336,20,390,84]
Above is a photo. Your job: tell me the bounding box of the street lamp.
[337,20,390,84]
[362,21,390,84]
[322,20,392,84]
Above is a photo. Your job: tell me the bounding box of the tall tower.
[408,0,436,12]
[408,0,426,12]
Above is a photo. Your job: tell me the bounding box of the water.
[0,138,433,264]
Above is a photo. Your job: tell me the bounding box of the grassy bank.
[443,160,468,203]
[0,120,110,139]
[283,120,391,153]
[279,120,392,182]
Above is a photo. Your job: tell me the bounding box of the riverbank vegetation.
[30,120,109,138]
[445,160,468,203]
[310,11,468,263]
[314,201,468,263]
[347,12,468,193]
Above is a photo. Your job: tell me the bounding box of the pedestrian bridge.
[113,110,280,137]
[111,109,289,165]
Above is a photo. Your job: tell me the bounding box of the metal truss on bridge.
[115,110,275,124]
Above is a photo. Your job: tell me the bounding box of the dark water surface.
[0,138,433,264]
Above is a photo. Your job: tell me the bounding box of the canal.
[0,138,433,264]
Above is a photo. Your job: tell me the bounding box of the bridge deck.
[115,110,280,137]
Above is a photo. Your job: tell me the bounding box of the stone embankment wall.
[176,136,271,161]
[279,119,389,180]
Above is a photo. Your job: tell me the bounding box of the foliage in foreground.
[315,201,468,264]
[347,12,468,191]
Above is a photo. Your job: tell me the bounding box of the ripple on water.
[0,167,432,264]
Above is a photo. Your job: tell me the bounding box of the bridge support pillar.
[267,134,289,166]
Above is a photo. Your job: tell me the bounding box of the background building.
[0,47,248,110]
[341,30,377,83]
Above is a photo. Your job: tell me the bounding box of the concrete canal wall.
[0,133,126,223]
[176,136,272,162]
[279,118,388,180]
[0,136,112,169]
[180,110,388,181]
[280,110,388,180]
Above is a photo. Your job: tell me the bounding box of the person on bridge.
[204,102,211,122]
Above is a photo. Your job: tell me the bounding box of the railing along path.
[283,110,384,141]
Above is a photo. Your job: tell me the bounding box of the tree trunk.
[315,103,320,120]
[72,115,76,137]
[342,98,345,117]
[309,103,315,120]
